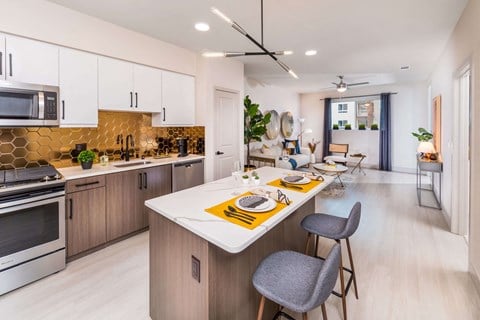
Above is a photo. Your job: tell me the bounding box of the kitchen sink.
[113,160,152,168]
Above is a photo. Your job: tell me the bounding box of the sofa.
[248,143,311,170]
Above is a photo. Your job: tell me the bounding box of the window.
[338,104,348,113]
[338,120,348,128]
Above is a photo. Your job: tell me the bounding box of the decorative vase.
[310,154,316,164]
[80,160,93,170]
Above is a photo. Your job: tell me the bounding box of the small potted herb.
[242,174,250,185]
[345,124,352,130]
[371,123,379,130]
[358,124,366,130]
[78,150,96,170]
[252,171,260,185]
[332,124,339,130]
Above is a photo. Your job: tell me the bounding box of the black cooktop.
[0,165,63,188]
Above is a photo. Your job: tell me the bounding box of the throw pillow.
[283,139,301,155]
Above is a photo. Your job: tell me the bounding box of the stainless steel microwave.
[0,81,59,127]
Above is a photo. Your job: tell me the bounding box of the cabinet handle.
[69,198,73,219]
[0,52,2,75]
[143,172,147,189]
[74,181,99,188]
[8,53,12,77]
[163,107,166,121]
[135,92,138,108]
[62,100,65,120]
[130,92,133,108]
[138,173,143,190]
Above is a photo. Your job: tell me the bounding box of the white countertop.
[57,154,205,180]
[145,166,334,254]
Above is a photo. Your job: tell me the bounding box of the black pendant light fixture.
[204,0,298,79]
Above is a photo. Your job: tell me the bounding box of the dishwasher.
[172,159,204,192]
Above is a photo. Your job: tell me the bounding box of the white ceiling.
[48,0,468,93]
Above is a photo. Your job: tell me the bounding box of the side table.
[416,157,442,209]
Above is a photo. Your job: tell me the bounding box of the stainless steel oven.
[0,180,66,295]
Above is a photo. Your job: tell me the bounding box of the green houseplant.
[358,124,366,130]
[244,95,271,169]
[370,123,378,130]
[345,124,352,130]
[78,150,96,169]
[332,124,339,130]
[411,127,433,142]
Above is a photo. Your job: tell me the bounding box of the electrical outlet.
[192,255,200,283]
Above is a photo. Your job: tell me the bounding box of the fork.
[224,210,253,225]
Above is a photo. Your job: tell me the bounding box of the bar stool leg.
[346,238,359,299]
[321,303,328,320]
[305,232,312,255]
[337,240,347,320]
[257,295,265,320]
[302,312,308,320]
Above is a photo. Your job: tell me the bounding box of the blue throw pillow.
[283,139,301,155]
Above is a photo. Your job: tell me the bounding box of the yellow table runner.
[267,178,322,193]
[205,192,287,230]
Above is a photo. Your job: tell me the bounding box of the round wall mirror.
[281,111,294,138]
[265,110,280,139]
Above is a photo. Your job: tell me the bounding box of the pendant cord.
[261,0,264,46]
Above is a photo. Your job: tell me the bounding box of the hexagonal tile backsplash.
[0,111,205,169]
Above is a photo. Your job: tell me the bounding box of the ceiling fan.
[332,76,369,93]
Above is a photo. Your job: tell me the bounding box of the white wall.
[244,78,301,149]
[0,0,195,75]
[331,130,380,168]
[300,82,429,172]
[429,0,480,291]
[196,57,244,182]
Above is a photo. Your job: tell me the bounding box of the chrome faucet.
[125,134,134,162]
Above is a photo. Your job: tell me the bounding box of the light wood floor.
[1,169,479,320]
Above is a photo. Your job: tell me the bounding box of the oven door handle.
[0,190,65,212]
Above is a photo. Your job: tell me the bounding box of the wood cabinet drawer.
[66,175,106,193]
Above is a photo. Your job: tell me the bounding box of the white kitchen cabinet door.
[152,71,195,126]
[59,48,98,127]
[98,56,134,111]
[0,34,5,80]
[5,35,59,86]
[133,64,162,113]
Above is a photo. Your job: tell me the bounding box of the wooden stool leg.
[337,240,347,320]
[302,312,308,320]
[321,303,328,320]
[257,296,265,320]
[346,238,359,299]
[305,232,312,255]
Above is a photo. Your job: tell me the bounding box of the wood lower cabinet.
[106,165,172,241]
[66,176,106,258]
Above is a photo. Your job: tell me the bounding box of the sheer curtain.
[322,98,332,159]
[379,93,392,171]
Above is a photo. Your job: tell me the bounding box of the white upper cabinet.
[0,35,5,80]
[98,56,134,111]
[5,35,59,86]
[133,64,162,113]
[59,48,98,127]
[152,71,195,126]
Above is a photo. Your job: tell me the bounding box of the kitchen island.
[145,166,334,319]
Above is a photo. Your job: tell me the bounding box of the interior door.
[214,89,239,180]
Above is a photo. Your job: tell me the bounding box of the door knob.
[216,151,224,155]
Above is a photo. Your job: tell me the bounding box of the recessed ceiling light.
[195,22,210,32]
[305,50,317,56]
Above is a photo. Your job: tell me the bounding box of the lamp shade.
[417,141,435,154]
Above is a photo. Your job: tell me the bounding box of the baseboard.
[469,262,480,297]
[392,166,416,174]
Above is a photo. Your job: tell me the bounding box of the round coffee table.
[313,163,349,187]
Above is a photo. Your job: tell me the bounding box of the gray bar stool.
[301,202,361,320]
[252,243,341,320]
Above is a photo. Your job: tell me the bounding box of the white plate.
[281,175,311,185]
[235,195,277,213]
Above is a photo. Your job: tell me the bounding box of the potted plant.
[251,171,260,185]
[242,174,250,185]
[345,124,352,130]
[308,138,321,163]
[244,95,271,170]
[332,124,339,130]
[358,124,366,130]
[411,128,436,160]
[371,123,379,130]
[78,150,96,169]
